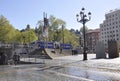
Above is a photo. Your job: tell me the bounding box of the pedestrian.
[4,53,8,65]
[72,49,74,55]
[13,53,18,65]
[54,43,57,49]
[17,55,20,64]
[60,46,62,54]
[0,52,6,65]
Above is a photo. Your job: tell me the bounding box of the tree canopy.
[0,15,16,43]
[0,15,38,44]
[36,15,79,47]
[0,15,79,48]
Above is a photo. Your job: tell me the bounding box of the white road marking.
[45,70,94,81]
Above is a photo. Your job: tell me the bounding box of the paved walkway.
[1,54,120,81]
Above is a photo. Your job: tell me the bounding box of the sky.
[0,0,120,30]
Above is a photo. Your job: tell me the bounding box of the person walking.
[13,53,18,65]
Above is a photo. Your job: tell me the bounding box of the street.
[0,54,120,81]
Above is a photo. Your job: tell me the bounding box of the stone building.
[86,29,100,53]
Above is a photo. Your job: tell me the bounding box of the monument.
[96,41,106,59]
[108,40,119,58]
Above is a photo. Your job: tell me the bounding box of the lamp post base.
[83,52,87,61]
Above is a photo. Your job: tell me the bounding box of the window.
[106,16,108,19]
[113,22,114,25]
[109,19,111,21]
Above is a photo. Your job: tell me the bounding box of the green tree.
[14,29,22,43]
[36,20,44,40]
[36,15,79,47]
[48,15,66,41]
[36,20,43,34]
[63,29,79,47]
[0,15,17,43]
[0,15,8,26]
[49,15,66,31]
[21,25,38,44]
[0,16,38,44]
[36,15,66,41]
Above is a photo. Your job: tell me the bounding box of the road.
[0,54,120,81]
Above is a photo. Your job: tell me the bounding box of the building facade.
[100,9,120,51]
[86,29,100,53]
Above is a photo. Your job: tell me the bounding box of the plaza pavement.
[0,54,120,81]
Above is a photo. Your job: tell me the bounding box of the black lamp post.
[76,7,91,60]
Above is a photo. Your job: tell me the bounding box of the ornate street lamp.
[76,7,91,60]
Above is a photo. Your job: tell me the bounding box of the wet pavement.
[0,55,120,81]
[0,64,92,81]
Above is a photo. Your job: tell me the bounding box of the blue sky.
[0,0,120,30]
